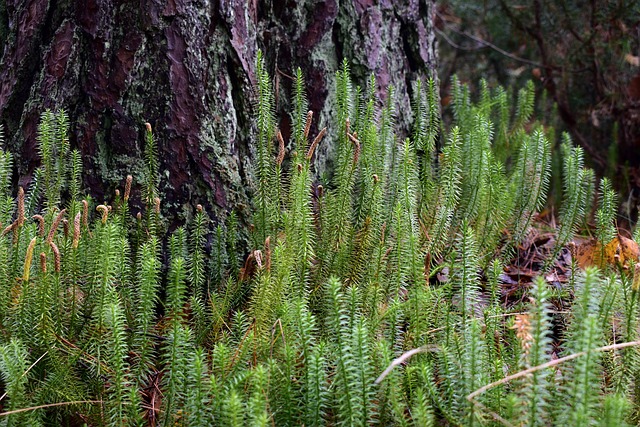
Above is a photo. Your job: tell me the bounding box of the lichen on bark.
[0,0,437,228]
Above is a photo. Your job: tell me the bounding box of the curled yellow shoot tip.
[72,213,81,249]
[96,205,109,224]
[23,237,37,282]
[632,264,640,292]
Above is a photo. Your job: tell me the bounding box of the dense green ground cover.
[0,56,637,426]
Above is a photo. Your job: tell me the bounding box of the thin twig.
[0,400,103,416]
[436,10,544,67]
[470,398,516,427]
[375,345,439,384]
[435,27,482,51]
[0,351,48,403]
[467,340,640,401]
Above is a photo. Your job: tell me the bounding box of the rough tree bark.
[0,0,437,225]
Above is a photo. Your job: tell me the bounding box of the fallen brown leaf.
[571,236,639,270]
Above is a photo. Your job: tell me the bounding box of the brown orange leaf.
[571,236,639,270]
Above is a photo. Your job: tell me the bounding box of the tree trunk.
[0,0,437,225]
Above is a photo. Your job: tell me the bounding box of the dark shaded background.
[436,0,640,223]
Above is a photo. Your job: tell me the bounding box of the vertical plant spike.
[0,148,13,226]
[476,153,511,263]
[509,129,551,248]
[254,50,277,245]
[517,276,554,427]
[185,347,211,426]
[390,139,422,295]
[283,298,327,426]
[463,319,489,426]
[381,85,396,180]
[320,60,359,278]
[0,234,10,322]
[412,387,435,427]
[222,389,245,427]
[595,177,617,247]
[427,127,462,256]
[68,149,82,201]
[103,290,133,426]
[492,85,510,161]
[561,267,605,426]
[143,122,159,209]
[416,77,440,220]
[166,256,187,320]
[412,79,427,152]
[601,394,631,427]
[0,62,636,427]
[0,338,39,426]
[326,277,359,426]
[291,67,309,154]
[451,220,480,322]
[162,322,192,425]
[353,78,380,228]
[37,110,54,196]
[248,365,270,427]
[350,174,384,287]
[285,88,317,287]
[513,80,535,131]
[549,135,591,269]
[249,266,282,335]
[133,238,160,375]
[460,112,492,224]
[425,77,441,154]
[450,75,471,126]
[188,205,208,301]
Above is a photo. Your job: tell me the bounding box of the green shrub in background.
[0,53,637,426]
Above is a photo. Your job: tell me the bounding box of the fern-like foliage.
[460,112,492,224]
[133,238,160,377]
[0,66,636,427]
[184,347,211,426]
[0,338,40,426]
[325,278,376,426]
[102,290,137,426]
[560,267,605,425]
[426,127,461,256]
[549,135,591,269]
[509,129,551,248]
[389,140,422,295]
[253,50,277,245]
[37,110,70,211]
[285,97,316,288]
[143,122,159,208]
[595,177,617,247]
[451,220,481,322]
[188,205,208,302]
[516,277,554,426]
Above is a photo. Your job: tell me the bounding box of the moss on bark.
[0,0,437,228]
